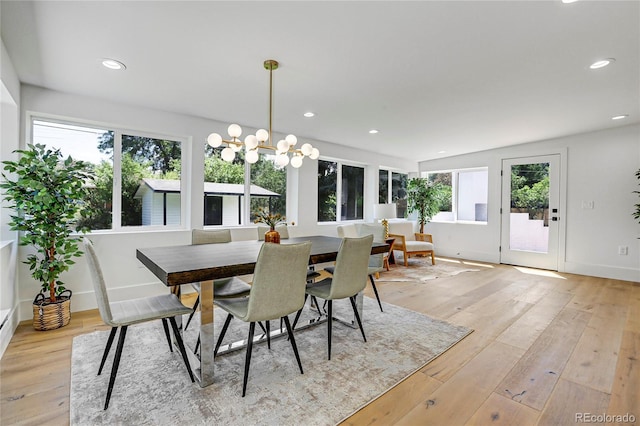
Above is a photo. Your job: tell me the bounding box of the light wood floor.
[1,259,639,425]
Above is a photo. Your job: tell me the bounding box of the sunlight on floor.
[436,257,494,268]
[513,266,567,279]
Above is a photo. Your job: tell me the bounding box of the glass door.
[500,155,560,270]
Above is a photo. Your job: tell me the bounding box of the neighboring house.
[133,178,280,226]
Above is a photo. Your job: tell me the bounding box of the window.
[202,145,287,226]
[426,168,488,223]
[203,145,245,226]
[318,160,364,222]
[379,169,408,218]
[250,153,286,222]
[32,118,185,231]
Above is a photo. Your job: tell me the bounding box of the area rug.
[380,256,480,282]
[70,298,471,425]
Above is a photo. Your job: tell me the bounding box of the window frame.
[28,113,189,233]
[422,166,489,224]
[378,168,408,218]
[317,158,367,223]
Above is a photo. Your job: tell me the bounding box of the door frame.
[499,148,568,272]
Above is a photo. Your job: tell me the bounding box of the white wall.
[0,38,21,357]
[418,124,640,282]
[13,84,415,322]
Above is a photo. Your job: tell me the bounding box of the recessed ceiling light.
[562,0,579,4]
[303,112,315,118]
[438,150,447,154]
[369,129,379,134]
[589,58,615,69]
[101,59,126,70]
[612,114,628,120]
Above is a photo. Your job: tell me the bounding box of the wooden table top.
[136,235,389,286]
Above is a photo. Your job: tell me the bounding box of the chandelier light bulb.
[291,155,303,168]
[246,150,259,164]
[227,124,242,138]
[256,129,269,142]
[207,133,222,148]
[275,153,290,167]
[221,147,235,162]
[244,135,259,150]
[300,143,313,156]
[309,147,320,160]
[285,134,298,146]
[277,139,290,153]
[230,143,243,152]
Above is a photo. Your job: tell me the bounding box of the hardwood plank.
[465,393,540,426]
[607,330,640,424]
[496,308,591,410]
[538,379,610,425]
[423,299,532,382]
[396,342,524,425]
[343,372,442,425]
[561,302,628,393]
[496,291,573,350]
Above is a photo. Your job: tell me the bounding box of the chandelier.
[207,59,319,168]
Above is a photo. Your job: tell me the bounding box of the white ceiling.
[1,1,638,162]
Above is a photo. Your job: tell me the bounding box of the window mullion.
[112,131,122,229]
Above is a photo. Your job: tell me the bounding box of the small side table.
[384,238,396,270]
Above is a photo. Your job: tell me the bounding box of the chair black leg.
[184,295,200,331]
[104,325,127,410]
[242,322,256,397]
[368,275,384,312]
[169,317,195,383]
[98,327,117,376]
[311,296,323,315]
[291,294,308,330]
[214,313,233,356]
[327,300,333,360]
[283,316,303,374]
[161,318,173,352]
[266,320,271,350]
[349,296,367,343]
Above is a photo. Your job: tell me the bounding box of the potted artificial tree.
[1,144,94,330]
[406,177,444,233]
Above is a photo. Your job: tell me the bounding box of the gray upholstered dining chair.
[295,234,373,360]
[83,238,195,410]
[213,241,312,397]
[325,224,384,312]
[256,224,320,283]
[185,229,252,331]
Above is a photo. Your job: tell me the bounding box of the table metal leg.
[196,280,215,387]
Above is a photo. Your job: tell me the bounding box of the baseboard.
[435,249,500,264]
[563,261,640,283]
[0,306,19,359]
[16,281,197,322]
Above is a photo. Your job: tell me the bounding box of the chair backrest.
[328,235,373,300]
[192,228,231,245]
[336,224,358,238]
[257,224,289,240]
[357,224,385,269]
[83,238,114,325]
[388,221,417,241]
[243,241,312,322]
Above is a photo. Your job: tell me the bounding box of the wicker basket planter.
[32,290,72,331]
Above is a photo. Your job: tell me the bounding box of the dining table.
[136,235,389,387]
